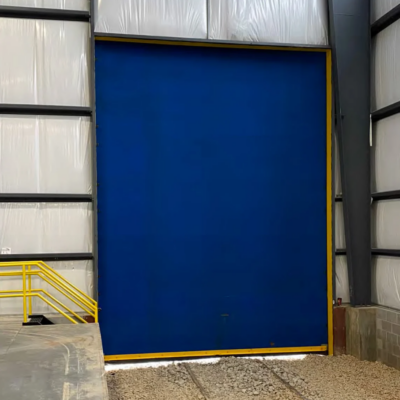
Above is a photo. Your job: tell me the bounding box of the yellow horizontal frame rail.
[105,346,328,362]
[95,36,329,53]
[0,261,98,324]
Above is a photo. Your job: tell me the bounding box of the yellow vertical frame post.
[326,50,333,356]
[28,265,32,315]
[22,264,27,323]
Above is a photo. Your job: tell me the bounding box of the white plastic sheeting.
[0,260,93,315]
[0,18,90,106]
[372,20,400,111]
[95,0,207,39]
[335,256,350,303]
[372,200,400,249]
[372,256,400,310]
[335,202,345,249]
[0,0,88,10]
[208,0,328,45]
[372,115,400,193]
[0,203,92,254]
[0,116,91,194]
[371,0,400,23]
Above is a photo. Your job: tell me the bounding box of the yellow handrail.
[37,273,95,317]
[37,268,96,311]
[1,268,97,313]
[0,270,97,318]
[0,261,97,305]
[0,261,98,324]
[38,262,96,305]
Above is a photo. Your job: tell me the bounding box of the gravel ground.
[107,355,400,400]
[107,363,203,400]
[189,357,298,400]
[264,355,400,400]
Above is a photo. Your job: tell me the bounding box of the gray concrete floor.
[0,321,108,399]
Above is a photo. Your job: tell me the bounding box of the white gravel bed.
[107,355,400,400]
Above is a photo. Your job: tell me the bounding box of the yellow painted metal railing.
[0,261,98,324]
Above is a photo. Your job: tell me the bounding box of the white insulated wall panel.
[208,0,328,45]
[0,18,90,106]
[0,0,89,10]
[372,114,400,193]
[372,200,400,248]
[95,0,207,39]
[0,260,93,315]
[335,202,345,249]
[372,20,400,110]
[371,0,400,23]
[0,116,91,194]
[0,203,92,254]
[372,256,400,310]
[336,255,350,303]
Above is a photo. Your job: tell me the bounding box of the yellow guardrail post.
[28,265,32,315]
[22,264,27,323]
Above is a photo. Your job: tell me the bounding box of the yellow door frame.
[95,36,333,362]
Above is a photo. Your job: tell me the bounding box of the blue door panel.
[95,41,327,356]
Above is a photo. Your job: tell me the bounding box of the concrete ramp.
[0,322,108,399]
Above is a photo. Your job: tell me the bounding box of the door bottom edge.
[104,346,328,362]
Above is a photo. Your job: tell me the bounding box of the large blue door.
[96,41,329,357]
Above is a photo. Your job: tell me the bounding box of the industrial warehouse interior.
[1,0,400,399]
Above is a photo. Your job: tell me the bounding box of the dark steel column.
[328,0,371,305]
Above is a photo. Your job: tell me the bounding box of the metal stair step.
[22,314,54,326]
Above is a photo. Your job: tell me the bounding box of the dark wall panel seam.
[0,253,94,262]
[372,249,400,257]
[0,104,92,117]
[372,190,400,201]
[336,249,400,257]
[337,192,400,202]
[0,194,92,203]
[372,101,400,122]
[0,6,90,22]
[371,4,400,36]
